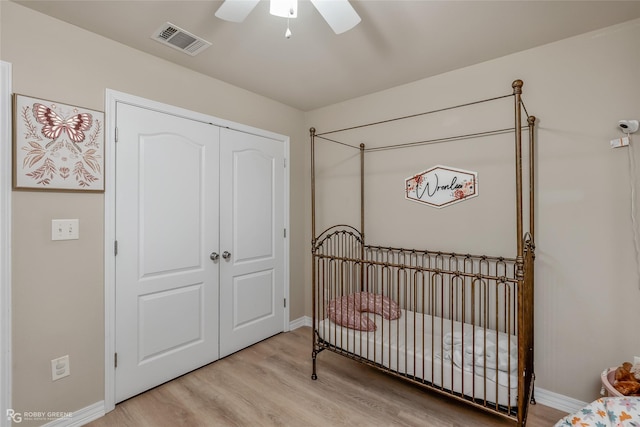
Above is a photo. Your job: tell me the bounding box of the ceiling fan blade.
[310,0,361,34]
[215,0,260,23]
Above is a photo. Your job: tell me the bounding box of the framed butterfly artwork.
[12,94,105,192]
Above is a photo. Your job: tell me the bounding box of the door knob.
[210,252,219,261]
[222,251,231,260]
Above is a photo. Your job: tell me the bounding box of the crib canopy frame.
[310,80,537,426]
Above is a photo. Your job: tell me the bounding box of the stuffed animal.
[632,362,640,381]
[613,361,640,396]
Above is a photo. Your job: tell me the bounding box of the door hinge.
[114,126,118,143]
[284,228,286,238]
[284,298,286,308]
[114,240,118,256]
[114,352,118,368]
[284,158,286,168]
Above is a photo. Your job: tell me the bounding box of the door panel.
[115,103,220,402]
[233,270,275,327]
[233,150,274,262]
[140,135,203,274]
[138,284,203,361]
[219,128,285,357]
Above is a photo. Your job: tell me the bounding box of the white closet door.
[114,103,220,402]
[219,128,285,357]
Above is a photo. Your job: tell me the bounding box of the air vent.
[152,22,211,56]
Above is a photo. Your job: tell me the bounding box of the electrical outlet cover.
[51,355,70,381]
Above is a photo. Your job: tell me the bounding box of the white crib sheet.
[316,309,518,408]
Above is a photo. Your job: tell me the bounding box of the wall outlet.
[51,355,70,381]
[51,219,79,241]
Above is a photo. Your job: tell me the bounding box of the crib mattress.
[316,309,518,408]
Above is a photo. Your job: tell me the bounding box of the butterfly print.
[32,103,93,145]
[15,94,104,190]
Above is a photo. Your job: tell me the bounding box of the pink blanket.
[327,292,402,331]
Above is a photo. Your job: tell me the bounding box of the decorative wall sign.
[405,165,478,208]
[13,94,104,192]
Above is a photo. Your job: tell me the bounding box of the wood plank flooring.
[87,327,566,427]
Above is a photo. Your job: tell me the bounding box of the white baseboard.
[533,387,587,415]
[289,315,311,330]
[39,401,104,427]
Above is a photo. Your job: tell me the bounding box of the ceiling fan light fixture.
[270,0,297,18]
[215,0,360,36]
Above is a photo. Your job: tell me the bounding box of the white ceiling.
[14,0,640,111]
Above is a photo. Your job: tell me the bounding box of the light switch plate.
[51,219,79,240]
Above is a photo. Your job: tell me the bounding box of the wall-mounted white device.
[618,119,639,134]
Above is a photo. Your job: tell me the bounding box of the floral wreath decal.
[13,94,104,192]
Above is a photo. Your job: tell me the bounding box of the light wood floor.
[87,327,566,427]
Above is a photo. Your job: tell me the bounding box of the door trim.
[104,90,290,412]
[0,60,12,427]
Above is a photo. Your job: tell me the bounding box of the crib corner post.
[311,350,318,380]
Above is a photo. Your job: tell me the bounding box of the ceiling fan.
[215,0,361,35]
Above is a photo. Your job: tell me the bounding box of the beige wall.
[3,0,640,422]
[1,2,306,425]
[305,19,640,403]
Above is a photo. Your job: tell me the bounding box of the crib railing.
[312,225,530,422]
